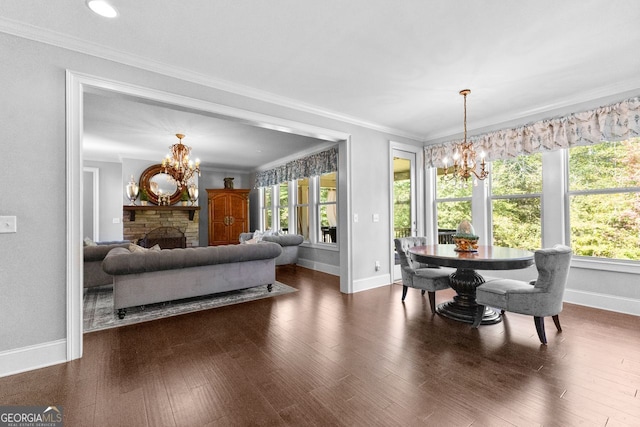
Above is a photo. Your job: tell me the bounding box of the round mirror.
[139,164,183,205]
[150,173,178,196]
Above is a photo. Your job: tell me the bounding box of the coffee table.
[409,244,534,325]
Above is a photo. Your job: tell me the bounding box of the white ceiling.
[81,90,334,170]
[2,1,640,170]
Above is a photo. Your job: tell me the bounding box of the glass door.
[392,149,416,281]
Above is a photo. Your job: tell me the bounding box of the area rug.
[83,281,297,332]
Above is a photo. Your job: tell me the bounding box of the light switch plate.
[0,216,17,233]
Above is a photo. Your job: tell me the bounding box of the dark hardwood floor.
[2,266,640,426]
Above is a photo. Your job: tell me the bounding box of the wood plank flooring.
[1,266,640,426]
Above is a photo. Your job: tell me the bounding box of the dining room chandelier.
[442,89,488,182]
[161,133,201,190]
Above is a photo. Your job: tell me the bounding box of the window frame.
[429,145,640,275]
[565,139,640,263]
[488,153,543,251]
[259,171,338,248]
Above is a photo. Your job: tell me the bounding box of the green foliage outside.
[569,138,640,260]
[491,153,542,251]
[436,171,472,231]
[437,201,471,231]
[393,179,411,234]
[279,183,288,230]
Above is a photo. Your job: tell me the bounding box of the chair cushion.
[413,267,451,290]
[476,279,534,309]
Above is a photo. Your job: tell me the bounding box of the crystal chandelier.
[442,89,488,182]
[161,133,201,190]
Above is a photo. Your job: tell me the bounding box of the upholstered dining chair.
[472,244,572,344]
[394,237,452,314]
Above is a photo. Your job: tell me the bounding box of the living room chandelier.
[442,89,489,182]
[161,133,201,190]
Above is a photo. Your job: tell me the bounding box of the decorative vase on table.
[452,220,479,252]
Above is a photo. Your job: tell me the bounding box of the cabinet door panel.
[207,189,250,246]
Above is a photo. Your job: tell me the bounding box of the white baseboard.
[0,339,67,378]
[352,274,392,293]
[297,258,340,276]
[564,289,640,316]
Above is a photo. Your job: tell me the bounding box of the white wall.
[84,160,123,241]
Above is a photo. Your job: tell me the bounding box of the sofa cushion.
[103,242,282,275]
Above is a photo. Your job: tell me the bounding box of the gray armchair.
[472,244,572,344]
[394,237,452,314]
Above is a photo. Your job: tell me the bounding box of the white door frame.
[66,70,352,361]
[389,142,424,282]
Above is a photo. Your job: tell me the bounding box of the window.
[435,168,472,233]
[295,178,310,240]
[277,182,289,233]
[568,137,640,260]
[262,186,273,230]
[490,153,542,251]
[259,172,338,245]
[318,172,337,243]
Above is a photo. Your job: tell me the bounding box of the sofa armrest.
[262,234,304,246]
[84,242,130,262]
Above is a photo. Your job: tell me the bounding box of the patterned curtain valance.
[254,146,338,188]
[425,96,640,168]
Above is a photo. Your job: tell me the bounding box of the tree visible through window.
[319,172,337,243]
[436,169,472,231]
[491,153,542,251]
[568,137,640,260]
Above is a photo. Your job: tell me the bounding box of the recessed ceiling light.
[86,0,118,18]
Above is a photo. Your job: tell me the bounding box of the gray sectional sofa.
[102,242,282,318]
[83,240,130,288]
[239,232,304,265]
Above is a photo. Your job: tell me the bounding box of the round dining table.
[408,244,534,325]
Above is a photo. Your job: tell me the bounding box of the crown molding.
[424,82,640,144]
[0,18,422,142]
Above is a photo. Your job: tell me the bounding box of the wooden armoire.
[207,189,250,245]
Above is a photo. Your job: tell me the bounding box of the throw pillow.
[83,237,97,246]
[129,243,148,253]
[129,243,162,253]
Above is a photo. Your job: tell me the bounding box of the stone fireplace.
[123,207,200,247]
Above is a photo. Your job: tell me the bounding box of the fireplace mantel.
[123,205,201,221]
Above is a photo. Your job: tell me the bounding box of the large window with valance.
[427,96,640,262]
[256,147,339,246]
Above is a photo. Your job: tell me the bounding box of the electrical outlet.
[375,261,380,271]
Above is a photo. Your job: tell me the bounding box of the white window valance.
[254,146,338,188]
[425,96,640,168]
